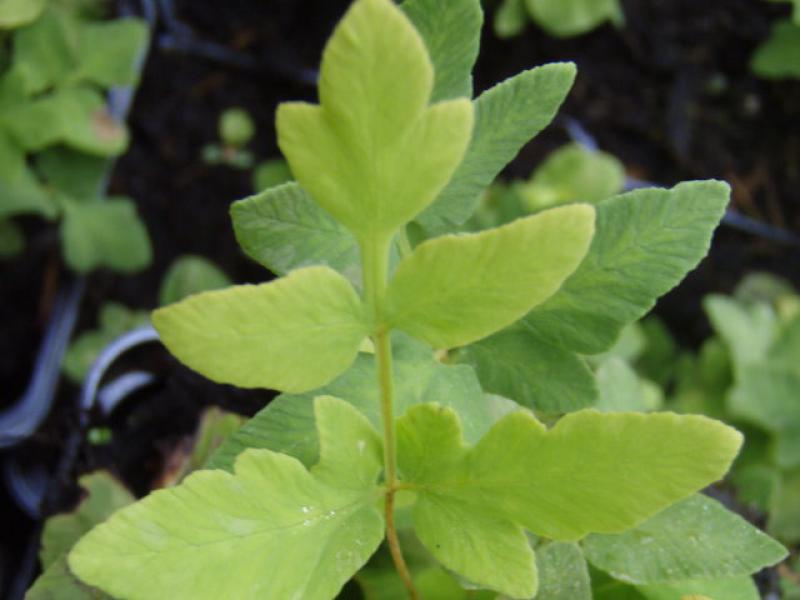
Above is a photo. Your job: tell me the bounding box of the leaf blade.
[415,63,576,233]
[520,181,730,354]
[69,398,385,600]
[387,204,595,348]
[276,0,473,238]
[583,494,787,584]
[152,266,368,393]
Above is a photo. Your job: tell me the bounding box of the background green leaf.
[518,142,625,212]
[74,18,149,86]
[751,20,800,79]
[159,255,231,306]
[525,0,624,37]
[0,0,45,29]
[60,197,152,273]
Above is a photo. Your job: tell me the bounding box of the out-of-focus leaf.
[60,197,151,273]
[159,255,231,306]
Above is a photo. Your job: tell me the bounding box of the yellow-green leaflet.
[276,0,473,239]
[386,204,595,348]
[153,266,368,393]
[69,397,385,600]
[396,404,743,598]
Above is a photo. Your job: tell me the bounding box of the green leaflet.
[252,158,293,191]
[40,472,136,571]
[703,294,776,371]
[208,333,491,471]
[633,578,759,600]
[525,0,624,38]
[457,330,598,412]
[495,0,528,38]
[751,20,800,79]
[0,131,56,219]
[63,303,150,382]
[69,397,386,600]
[415,63,576,234]
[0,0,45,29]
[277,0,473,239]
[591,570,760,600]
[231,182,360,284]
[357,564,496,599]
[386,204,595,348]
[12,7,76,93]
[520,181,730,355]
[3,86,128,156]
[73,18,149,87]
[729,363,800,435]
[400,0,482,102]
[60,197,152,273]
[769,468,800,543]
[729,363,800,469]
[535,542,592,600]
[583,494,787,584]
[159,255,231,306]
[153,266,368,393]
[13,7,147,91]
[396,404,742,597]
[0,219,24,256]
[595,357,661,413]
[36,147,109,201]
[27,555,112,600]
[518,142,625,212]
[28,472,134,600]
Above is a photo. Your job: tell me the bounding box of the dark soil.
[2,0,799,596]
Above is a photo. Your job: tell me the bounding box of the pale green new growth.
[386,204,595,348]
[277,0,473,239]
[153,267,368,392]
[69,397,385,600]
[396,404,742,597]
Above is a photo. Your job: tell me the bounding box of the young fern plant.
[67,0,786,598]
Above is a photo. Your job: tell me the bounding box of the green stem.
[360,234,418,600]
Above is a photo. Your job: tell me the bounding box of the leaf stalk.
[361,234,419,600]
